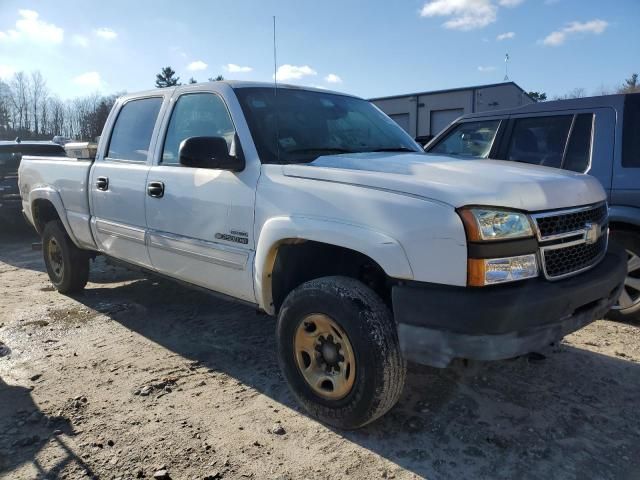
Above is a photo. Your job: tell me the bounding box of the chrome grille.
[532,203,608,280]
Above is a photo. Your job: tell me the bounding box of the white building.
[371,82,534,142]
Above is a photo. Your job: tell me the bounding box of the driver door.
[144,90,258,302]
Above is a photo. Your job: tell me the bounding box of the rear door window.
[506,116,573,168]
[429,120,500,158]
[622,94,640,167]
[107,97,163,162]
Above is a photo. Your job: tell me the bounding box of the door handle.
[147,181,165,198]
[96,176,109,191]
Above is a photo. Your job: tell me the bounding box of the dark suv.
[425,93,640,321]
[0,140,66,224]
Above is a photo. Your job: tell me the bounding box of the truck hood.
[282,152,605,211]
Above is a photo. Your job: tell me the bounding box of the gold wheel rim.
[293,313,356,400]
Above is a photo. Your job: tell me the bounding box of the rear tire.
[276,276,406,429]
[607,230,640,323]
[42,221,89,294]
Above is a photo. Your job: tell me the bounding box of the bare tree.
[553,87,587,101]
[9,72,31,133]
[30,71,47,136]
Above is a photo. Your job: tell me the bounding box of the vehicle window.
[563,114,593,172]
[162,93,235,165]
[622,94,640,168]
[506,115,573,168]
[234,87,420,164]
[428,120,500,158]
[107,97,163,162]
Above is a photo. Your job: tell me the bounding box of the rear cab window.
[429,120,500,158]
[622,94,640,168]
[107,97,164,162]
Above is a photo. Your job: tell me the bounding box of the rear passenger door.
[90,95,166,267]
[497,109,615,196]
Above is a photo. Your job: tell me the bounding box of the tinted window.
[622,94,640,167]
[0,144,65,171]
[507,116,572,168]
[107,97,163,162]
[234,87,420,164]
[162,93,235,165]
[563,114,593,172]
[429,120,500,158]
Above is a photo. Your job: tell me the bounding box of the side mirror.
[179,135,245,171]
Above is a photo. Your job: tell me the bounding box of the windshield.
[234,87,422,164]
[428,120,500,158]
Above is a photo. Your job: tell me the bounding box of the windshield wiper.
[284,147,355,155]
[366,146,418,153]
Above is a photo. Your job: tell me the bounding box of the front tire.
[607,230,640,322]
[276,276,406,429]
[42,221,89,294]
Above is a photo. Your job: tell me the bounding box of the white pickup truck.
[19,82,626,428]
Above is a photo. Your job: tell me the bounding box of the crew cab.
[19,82,626,428]
[425,93,640,321]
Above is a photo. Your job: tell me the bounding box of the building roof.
[369,81,532,102]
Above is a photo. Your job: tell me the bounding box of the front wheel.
[42,221,90,294]
[276,276,406,429]
[607,230,640,322]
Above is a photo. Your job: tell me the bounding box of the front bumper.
[393,247,626,367]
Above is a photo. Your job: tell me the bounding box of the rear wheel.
[42,221,89,294]
[607,230,640,322]
[276,276,406,429]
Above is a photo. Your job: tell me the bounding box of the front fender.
[28,187,80,246]
[254,215,414,314]
[609,205,640,229]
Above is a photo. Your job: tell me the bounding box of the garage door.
[430,109,464,136]
[389,113,411,133]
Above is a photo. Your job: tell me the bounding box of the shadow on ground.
[57,266,640,480]
[0,377,97,479]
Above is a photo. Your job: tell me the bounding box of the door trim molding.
[94,218,146,244]
[147,230,249,270]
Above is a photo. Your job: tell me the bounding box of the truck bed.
[19,156,97,250]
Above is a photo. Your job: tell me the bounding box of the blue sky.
[0,0,638,100]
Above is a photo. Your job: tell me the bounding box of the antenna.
[273,16,278,92]
[504,53,510,81]
[273,16,281,163]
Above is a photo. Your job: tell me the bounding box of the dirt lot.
[0,227,639,480]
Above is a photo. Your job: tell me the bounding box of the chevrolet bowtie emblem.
[584,222,600,245]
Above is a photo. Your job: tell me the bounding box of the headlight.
[468,254,538,286]
[459,208,533,241]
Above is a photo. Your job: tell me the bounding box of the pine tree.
[155,67,180,88]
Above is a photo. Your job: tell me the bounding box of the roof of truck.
[120,81,359,102]
[461,92,637,119]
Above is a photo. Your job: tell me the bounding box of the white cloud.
[497,31,515,40]
[498,0,524,6]
[477,65,496,72]
[71,34,89,47]
[0,9,64,45]
[542,19,608,46]
[274,64,317,81]
[420,0,497,30]
[325,73,342,84]
[224,63,253,73]
[0,65,16,80]
[187,60,208,71]
[73,71,102,89]
[94,28,117,40]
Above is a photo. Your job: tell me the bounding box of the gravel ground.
[0,227,639,480]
